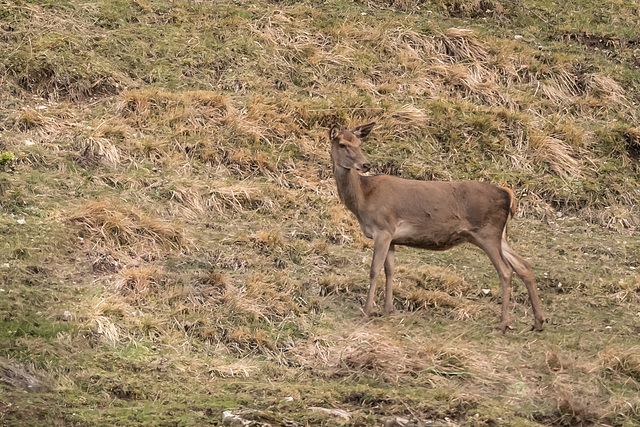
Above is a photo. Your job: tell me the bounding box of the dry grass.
[598,346,640,383]
[68,199,189,252]
[296,325,448,382]
[529,134,581,179]
[382,104,429,139]
[118,89,227,120]
[209,361,260,378]
[2,0,640,425]
[116,266,166,303]
[78,136,121,168]
[85,297,123,346]
[437,28,489,64]
[587,74,631,111]
[294,322,499,393]
[157,178,265,220]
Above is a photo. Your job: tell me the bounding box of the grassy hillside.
[1,0,639,425]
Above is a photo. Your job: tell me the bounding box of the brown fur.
[500,186,517,218]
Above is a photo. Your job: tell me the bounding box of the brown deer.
[329,122,545,332]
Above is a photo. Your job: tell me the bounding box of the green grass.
[1,0,639,425]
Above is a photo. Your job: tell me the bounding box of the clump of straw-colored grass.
[68,199,189,251]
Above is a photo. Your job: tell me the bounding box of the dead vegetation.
[295,324,474,383]
[68,199,189,252]
[1,0,640,425]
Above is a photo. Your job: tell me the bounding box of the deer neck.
[333,165,365,215]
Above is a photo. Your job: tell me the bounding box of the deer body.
[330,123,545,332]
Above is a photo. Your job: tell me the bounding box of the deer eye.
[338,143,346,148]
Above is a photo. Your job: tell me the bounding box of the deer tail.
[500,186,517,219]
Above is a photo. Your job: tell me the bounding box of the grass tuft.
[598,346,640,382]
[68,199,189,252]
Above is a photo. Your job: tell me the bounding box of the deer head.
[329,122,375,172]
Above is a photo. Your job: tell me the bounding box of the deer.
[329,122,545,333]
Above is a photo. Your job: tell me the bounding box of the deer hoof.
[499,322,512,334]
[532,318,546,331]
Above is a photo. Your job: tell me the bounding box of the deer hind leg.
[383,244,396,315]
[363,232,392,316]
[489,248,515,334]
[471,233,515,333]
[501,240,545,331]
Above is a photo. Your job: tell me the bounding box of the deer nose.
[362,163,371,172]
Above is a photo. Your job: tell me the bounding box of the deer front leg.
[363,233,392,316]
[383,244,395,315]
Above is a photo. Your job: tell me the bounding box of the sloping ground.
[1,0,639,425]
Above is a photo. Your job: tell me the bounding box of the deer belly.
[392,222,467,250]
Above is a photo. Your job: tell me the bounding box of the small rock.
[514,34,523,39]
[17,219,26,225]
[221,410,271,426]
[63,311,72,321]
[0,359,46,392]
[385,416,410,426]
[222,410,252,426]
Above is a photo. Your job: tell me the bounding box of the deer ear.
[328,127,340,141]
[352,122,375,139]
